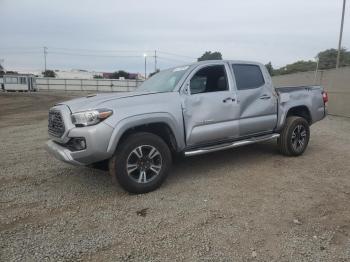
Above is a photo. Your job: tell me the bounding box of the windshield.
[137,66,189,92]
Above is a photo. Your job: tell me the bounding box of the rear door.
[182,63,240,146]
[231,63,277,137]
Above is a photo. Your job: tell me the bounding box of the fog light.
[67,137,86,151]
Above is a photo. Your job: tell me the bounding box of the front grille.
[48,110,65,137]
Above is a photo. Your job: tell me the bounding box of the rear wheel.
[278,116,310,156]
[109,132,172,194]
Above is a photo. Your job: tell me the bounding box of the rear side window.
[232,64,265,90]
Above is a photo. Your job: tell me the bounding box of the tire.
[278,116,310,156]
[109,132,172,194]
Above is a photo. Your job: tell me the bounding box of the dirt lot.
[1,92,350,261]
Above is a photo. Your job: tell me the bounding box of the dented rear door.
[231,63,277,137]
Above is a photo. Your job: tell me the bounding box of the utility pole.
[154,50,157,72]
[336,0,346,69]
[43,46,48,72]
[143,53,147,79]
[313,56,320,85]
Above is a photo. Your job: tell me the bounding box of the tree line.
[3,48,349,79]
[266,48,350,76]
[196,48,350,76]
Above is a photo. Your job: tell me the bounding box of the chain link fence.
[36,78,144,92]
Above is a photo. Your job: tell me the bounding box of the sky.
[0,0,349,74]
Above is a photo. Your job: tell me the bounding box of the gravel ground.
[1,92,350,261]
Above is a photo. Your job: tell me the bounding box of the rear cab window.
[232,64,265,90]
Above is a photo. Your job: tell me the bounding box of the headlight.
[71,108,113,127]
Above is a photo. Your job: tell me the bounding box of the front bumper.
[46,140,83,166]
[46,105,115,166]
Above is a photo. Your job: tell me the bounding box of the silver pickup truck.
[46,60,328,193]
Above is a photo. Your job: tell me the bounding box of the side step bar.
[184,133,280,157]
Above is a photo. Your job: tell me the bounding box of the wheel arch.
[107,113,184,155]
[286,105,312,124]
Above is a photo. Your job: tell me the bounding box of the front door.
[182,64,240,147]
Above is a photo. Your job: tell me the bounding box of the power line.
[49,47,198,60]
[0,51,42,54]
[0,46,197,71]
[0,46,197,60]
[158,51,197,60]
[157,56,193,63]
[48,46,152,54]
[0,46,41,50]
[49,51,142,58]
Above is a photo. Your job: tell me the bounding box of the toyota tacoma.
[46,60,328,193]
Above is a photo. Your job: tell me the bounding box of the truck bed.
[274,85,326,130]
[275,85,323,93]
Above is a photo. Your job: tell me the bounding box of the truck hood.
[57,91,161,113]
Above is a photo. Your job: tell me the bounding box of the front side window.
[190,65,228,94]
[232,64,265,90]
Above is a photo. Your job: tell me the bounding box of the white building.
[53,69,103,79]
[12,69,102,79]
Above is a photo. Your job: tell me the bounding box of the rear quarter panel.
[276,86,325,130]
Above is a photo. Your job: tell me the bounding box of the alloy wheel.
[126,145,162,184]
[291,124,307,152]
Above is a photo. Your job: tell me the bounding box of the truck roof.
[182,60,265,68]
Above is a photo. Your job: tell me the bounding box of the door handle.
[259,94,271,100]
[223,97,235,103]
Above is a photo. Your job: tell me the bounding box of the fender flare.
[106,112,185,154]
[277,104,312,130]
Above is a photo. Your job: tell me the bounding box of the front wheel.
[109,132,172,194]
[278,116,310,156]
